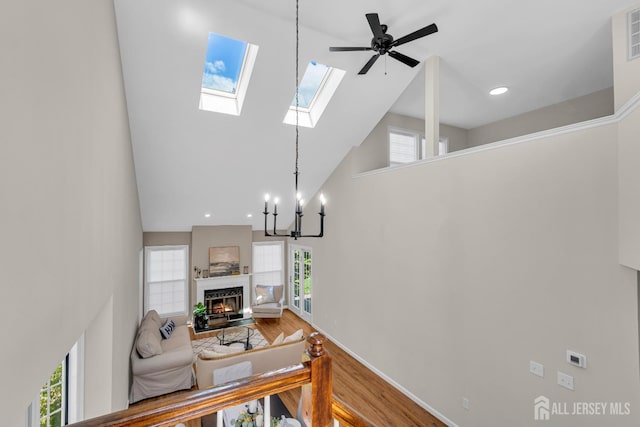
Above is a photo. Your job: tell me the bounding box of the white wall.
[300,110,640,425]
[0,1,143,425]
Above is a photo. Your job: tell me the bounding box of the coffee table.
[217,326,255,350]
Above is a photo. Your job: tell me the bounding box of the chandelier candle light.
[263,0,326,240]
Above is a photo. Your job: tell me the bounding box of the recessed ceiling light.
[204,213,211,218]
[489,86,508,96]
[247,214,253,218]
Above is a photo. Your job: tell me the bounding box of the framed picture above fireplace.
[209,246,240,277]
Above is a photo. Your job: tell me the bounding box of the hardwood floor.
[254,310,446,427]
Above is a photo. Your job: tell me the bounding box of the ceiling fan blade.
[366,13,385,41]
[391,23,438,48]
[358,54,380,75]
[330,46,372,52]
[388,50,420,68]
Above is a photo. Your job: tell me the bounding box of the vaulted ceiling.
[114,0,636,232]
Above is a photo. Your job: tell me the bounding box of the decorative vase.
[195,315,205,330]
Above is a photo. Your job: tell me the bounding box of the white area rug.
[191,327,268,355]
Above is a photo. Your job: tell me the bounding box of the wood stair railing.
[69,333,335,427]
[331,398,375,427]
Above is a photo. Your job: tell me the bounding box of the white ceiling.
[113,0,637,232]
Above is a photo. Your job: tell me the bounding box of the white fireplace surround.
[195,274,251,319]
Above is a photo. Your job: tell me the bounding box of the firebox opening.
[204,286,243,324]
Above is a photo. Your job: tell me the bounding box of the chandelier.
[263,0,326,240]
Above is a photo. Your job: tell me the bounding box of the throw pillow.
[272,332,285,346]
[136,330,163,358]
[211,344,245,354]
[142,309,163,328]
[159,319,175,339]
[200,349,225,359]
[255,285,276,305]
[283,328,303,343]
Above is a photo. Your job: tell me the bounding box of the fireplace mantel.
[195,274,251,319]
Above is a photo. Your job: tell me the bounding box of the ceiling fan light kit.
[330,13,438,74]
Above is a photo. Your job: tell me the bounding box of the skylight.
[284,61,345,128]
[199,32,259,116]
[291,62,330,110]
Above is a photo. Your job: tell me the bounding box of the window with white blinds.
[252,242,284,288]
[144,245,189,317]
[630,9,640,60]
[389,129,419,166]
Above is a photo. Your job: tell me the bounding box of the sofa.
[130,310,196,403]
[196,331,306,389]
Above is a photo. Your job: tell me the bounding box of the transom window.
[199,32,259,116]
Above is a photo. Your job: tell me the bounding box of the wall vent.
[630,8,640,60]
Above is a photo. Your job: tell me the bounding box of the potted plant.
[193,302,207,330]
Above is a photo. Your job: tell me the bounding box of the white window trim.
[144,245,190,318]
[199,43,259,116]
[284,66,345,128]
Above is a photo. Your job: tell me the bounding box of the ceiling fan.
[329,13,438,75]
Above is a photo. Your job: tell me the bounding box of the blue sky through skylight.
[202,33,247,94]
[292,62,330,109]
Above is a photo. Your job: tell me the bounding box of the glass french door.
[289,245,312,322]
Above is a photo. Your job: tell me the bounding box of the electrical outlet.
[462,397,470,410]
[529,360,544,377]
[558,371,574,390]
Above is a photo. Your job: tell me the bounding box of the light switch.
[558,371,574,390]
[529,360,544,377]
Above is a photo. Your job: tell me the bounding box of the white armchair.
[251,284,284,321]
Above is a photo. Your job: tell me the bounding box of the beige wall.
[0,0,143,425]
[613,4,640,110]
[353,112,469,174]
[143,231,192,247]
[304,116,640,426]
[615,5,640,270]
[467,88,614,147]
[191,226,253,307]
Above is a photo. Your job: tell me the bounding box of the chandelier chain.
[294,0,299,190]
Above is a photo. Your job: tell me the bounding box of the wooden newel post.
[299,332,333,427]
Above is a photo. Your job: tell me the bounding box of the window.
[439,137,449,155]
[39,360,66,427]
[389,128,421,166]
[390,129,450,165]
[289,245,312,322]
[26,336,83,427]
[199,32,259,116]
[144,245,189,317]
[630,8,640,60]
[283,61,345,128]
[252,242,284,288]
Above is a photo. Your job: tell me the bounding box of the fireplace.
[204,286,243,321]
[195,274,251,321]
